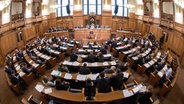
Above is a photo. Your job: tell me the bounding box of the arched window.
[112,0,129,17]
[83,0,102,15]
[57,0,73,17]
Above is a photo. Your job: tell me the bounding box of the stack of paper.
[110,61,116,65]
[64,73,72,79]
[90,73,99,80]
[76,74,86,81]
[103,62,109,66]
[123,72,129,78]
[51,70,61,77]
[35,84,44,92]
[122,89,134,97]
[91,62,98,66]
[19,71,26,77]
[44,88,52,94]
[73,61,80,66]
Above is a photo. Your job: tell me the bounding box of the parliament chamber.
[0,0,184,104]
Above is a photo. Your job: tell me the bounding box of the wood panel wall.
[150,25,163,40]
[0,31,17,55]
[167,31,184,58]
[22,25,36,42]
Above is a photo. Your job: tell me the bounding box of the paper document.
[123,89,133,97]
[44,88,52,94]
[35,84,44,92]
[51,70,61,76]
[76,74,86,81]
[64,73,72,79]
[123,72,129,78]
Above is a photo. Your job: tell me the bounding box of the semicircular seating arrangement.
[4,30,178,104]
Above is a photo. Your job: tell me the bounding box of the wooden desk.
[42,83,143,104]
[74,28,111,40]
[45,31,69,37]
[116,30,141,38]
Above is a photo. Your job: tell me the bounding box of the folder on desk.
[51,70,61,77]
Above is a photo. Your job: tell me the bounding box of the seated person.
[104,66,116,74]
[160,65,172,85]
[96,72,111,93]
[55,78,70,90]
[97,52,104,62]
[42,76,56,87]
[110,70,124,90]
[70,52,78,62]
[15,49,24,61]
[154,60,165,71]
[100,47,107,54]
[5,65,14,75]
[138,85,153,104]
[9,71,27,91]
[78,63,91,75]
[21,63,39,78]
[87,52,96,63]
[6,54,13,67]
[58,63,69,72]
[117,62,129,71]
[84,78,96,100]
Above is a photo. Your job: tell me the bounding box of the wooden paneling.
[48,19,57,28]
[22,25,36,42]
[150,25,163,40]
[168,31,184,57]
[0,31,17,55]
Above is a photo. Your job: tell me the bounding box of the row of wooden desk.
[74,28,111,40]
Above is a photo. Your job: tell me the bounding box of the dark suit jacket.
[110,73,124,90]
[96,77,110,93]
[87,54,96,63]
[138,92,152,104]
[70,53,78,61]
[78,67,91,75]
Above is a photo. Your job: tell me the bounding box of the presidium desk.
[74,28,111,42]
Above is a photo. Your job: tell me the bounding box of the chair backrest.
[27,95,42,104]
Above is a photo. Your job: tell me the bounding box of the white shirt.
[165,68,172,79]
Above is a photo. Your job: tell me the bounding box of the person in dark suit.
[87,52,96,63]
[55,78,70,91]
[100,47,107,54]
[78,63,91,75]
[5,65,14,75]
[70,52,78,62]
[117,62,129,71]
[9,71,27,91]
[154,60,165,71]
[110,70,124,90]
[97,52,104,62]
[104,66,116,74]
[58,63,69,72]
[84,78,96,100]
[138,85,153,104]
[137,55,144,65]
[96,72,110,93]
